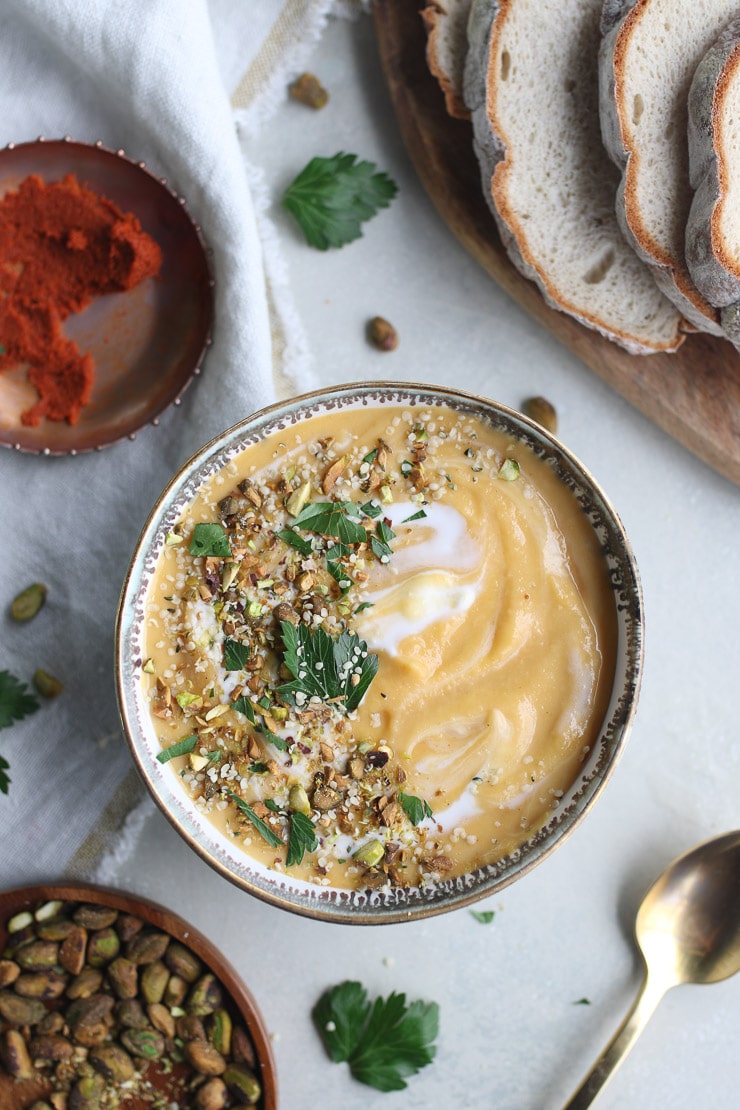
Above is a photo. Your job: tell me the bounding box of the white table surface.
[105,13,740,1110]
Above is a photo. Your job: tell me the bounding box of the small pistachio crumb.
[498,458,520,481]
[33,669,63,699]
[10,582,47,622]
[289,72,329,109]
[367,316,398,352]
[522,395,558,435]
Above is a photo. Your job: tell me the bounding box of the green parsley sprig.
[313,980,439,1092]
[282,153,398,250]
[277,621,378,713]
[0,670,41,794]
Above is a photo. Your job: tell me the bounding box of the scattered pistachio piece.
[352,839,385,867]
[10,582,47,622]
[33,670,64,699]
[142,658,156,675]
[522,395,558,434]
[286,480,312,517]
[498,458,521,481]
[288,72,329,109]
[288,784,311,816]
[367,315,398,351]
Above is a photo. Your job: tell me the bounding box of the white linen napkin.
[0,0,346,886]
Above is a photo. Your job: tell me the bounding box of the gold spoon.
[564,829,740,1108]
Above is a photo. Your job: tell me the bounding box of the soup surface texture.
[143,403,616,890]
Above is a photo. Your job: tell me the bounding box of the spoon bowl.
[565,830,740,1107]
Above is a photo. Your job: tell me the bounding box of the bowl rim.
[115,380,644,924]
[0,879,277,1107]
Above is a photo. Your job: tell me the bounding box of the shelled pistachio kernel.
[522,395,558,435]
[10,583,47,622]
[33,670,64,699]
[367,316,398,352]
[288,72,328,109]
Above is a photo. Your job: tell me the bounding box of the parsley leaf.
[156,735,197,764]
[282,152,398,251]
[470,910,495,925]
[398,792,433,826]
[313,981,439,1092]
[0,671,40,730]
[232,694,257,723]
[224,638,250,671]
[227,791,283,849]
[291,501,367,545]
[189,522,232,558]
[276,528,313,557]
[286,811,319,867]
[0,754,10,795]
[370,519,395,562]
[278,621,378,712]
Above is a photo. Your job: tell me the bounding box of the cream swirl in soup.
[142,404,616,890]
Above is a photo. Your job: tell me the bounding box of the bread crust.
[599,0,724,335]
[422,2,472,120]
[687,18,740,327]
[464,0,683,354]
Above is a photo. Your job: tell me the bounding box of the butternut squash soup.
[141,402,617,892]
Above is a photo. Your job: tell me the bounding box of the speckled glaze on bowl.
[116,383,644,924]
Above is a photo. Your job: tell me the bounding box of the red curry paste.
[0,173,162,426]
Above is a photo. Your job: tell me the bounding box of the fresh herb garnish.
[326,562,352,595]
[282,152,398,251]
[0,755,10,794]
[291,501,367,545]
[227,791,283,848]
[370,519,395,562]
[156,735,198,764]
[248,762,269,775]
[0,670,40,730]
[402,509,427,523]
[224,638,250,671]
[232,695,256,723]
[313,981,439,1092]
[189,522,232,558]
[398,793,433,825]
[278,621,378,712]
[286,810,319,867]
[573,998,592,1006]
[360,500,382,519]
[363,448,378,465]
[277,528,313,556]
[354,602,374,614]
[470,910,495,925]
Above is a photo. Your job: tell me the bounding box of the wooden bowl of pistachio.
[0,883,277,1109]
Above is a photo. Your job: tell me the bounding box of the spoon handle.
[562,973,665,1108]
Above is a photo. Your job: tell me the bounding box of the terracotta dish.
[0,881,277,1108]
[0,138,213,456]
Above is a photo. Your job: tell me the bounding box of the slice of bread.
[599,0,739,336]
[422,1,473,120]
[686,16,740,345]
[463,0,684,355]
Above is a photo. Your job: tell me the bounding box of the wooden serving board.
[373,0,740,486]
